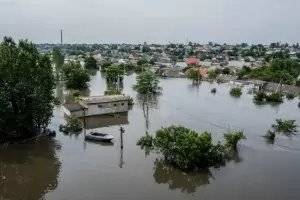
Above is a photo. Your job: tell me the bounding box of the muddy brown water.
[1,72,300,200]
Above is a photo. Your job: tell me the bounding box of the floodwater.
[1,72,300,200]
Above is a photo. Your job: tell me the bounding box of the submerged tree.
[84,56,98,70]
[52,47,65,79]
[0,37,55,142]
[62,61,90,90]
[223,131,246,149]
[230,87,242,97]
[186,69,201,83]
[137,125,227,170]
[272,119,298,135]
[133,71,162,95]
[106,65,124,83]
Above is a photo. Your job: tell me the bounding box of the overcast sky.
[0,0,299,44]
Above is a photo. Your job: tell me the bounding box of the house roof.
[63,103,83,112]
[78,95,130,104]
[184,57,200,65]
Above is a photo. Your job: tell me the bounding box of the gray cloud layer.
[0,0,299,44]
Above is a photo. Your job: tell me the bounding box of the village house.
[63,95,130,118]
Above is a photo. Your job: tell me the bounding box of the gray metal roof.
[63,103,83,112]
[78,95,130,104]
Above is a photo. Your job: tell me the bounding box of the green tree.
[187,69,201,82]
[222,67,230,75]
[223,131,246,149]
[230,87,242,97]
[0,37,55,142]
[137,59,148,66]
[52,47,65,79]
[106,65,124,83]
[207,70,217,79]
[62,61,90,89]
[100,61,112,72]
[272,119,298,135]
[137,125,227,170]
[133,71,162,94]
[84,56,98,70]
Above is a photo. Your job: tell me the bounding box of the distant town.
[37,41,300,93]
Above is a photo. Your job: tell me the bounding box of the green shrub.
[128,96,134,105]
[104,88,122,95]
[265,93,283,103]
[298,102,300,108]
[265,130,276,141]
[137,133,154,147]
[138,125,227,170]
[224,131,246,149]
[211,88,217,93]
[254,92,283,103]
[286,93,296,100]
[272,119,298,135]
[66,118,83,133]
[254,92,267,102]
[230,87,242,97]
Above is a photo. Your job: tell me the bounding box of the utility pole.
[82,107,86,135]
[120,126,125,149]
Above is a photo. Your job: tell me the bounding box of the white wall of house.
[86,101,129,116]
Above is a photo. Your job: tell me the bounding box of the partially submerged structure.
[63,95,130,118]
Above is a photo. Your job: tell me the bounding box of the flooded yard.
[1,72,300,200]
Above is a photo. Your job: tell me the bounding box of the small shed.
[63,95,130,118]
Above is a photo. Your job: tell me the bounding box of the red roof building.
[184,57,200,65]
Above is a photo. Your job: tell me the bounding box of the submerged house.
[63,95,130,118]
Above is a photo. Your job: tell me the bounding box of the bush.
[128,96,134,106]
[286,93,296,100]
[265,130,276,141]
[223,131,246,149]
[254,92,283,103]
[253,92,267,102]
[298,102,300,108]
[265,93,283,103]
[104,88,122,95]
[230,87,242,97]
[139,125,227,170]
[137,133,154,147]
[272,119,298,135]
[211,88,217,94]
[66,118,83,133]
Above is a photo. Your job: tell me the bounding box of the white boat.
[85,132,114,142]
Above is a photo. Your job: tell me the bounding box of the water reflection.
[153,159,213,194]
[0,137,60,200]
[84,113,129,129]
[227,149,243,163]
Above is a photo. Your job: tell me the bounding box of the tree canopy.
[52,47,65,79]
[186,69,201,82]
[106,65,124,83]
[84,56,98,70]
[137,59,148,66]
[138,125,227,170]
[133,71,162,94]
[0,37,55,142]
[62,61,90,89]
[246,59,300,84]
